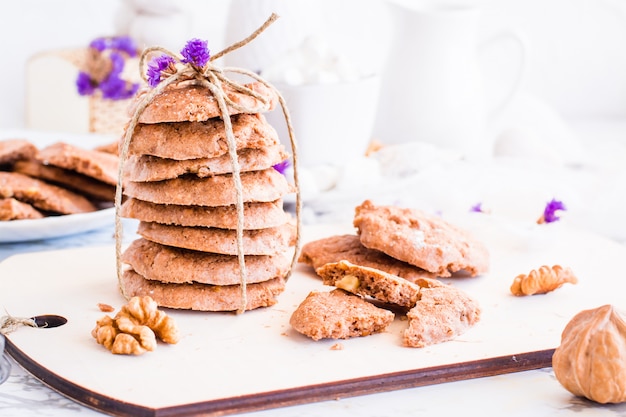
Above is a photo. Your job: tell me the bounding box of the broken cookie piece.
[315,260,481,348]
[316,260,428,309]
[290,289,394,341]
[403,284,481,348]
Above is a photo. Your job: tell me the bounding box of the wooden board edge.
[6,337,555,417]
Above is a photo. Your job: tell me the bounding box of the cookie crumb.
[98,303,114,313]
[330,343,344,351]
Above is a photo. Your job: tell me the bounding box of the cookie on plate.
[0,139,37,166]
[122,238,291,285]
[14,159,115,202]
[131,81,278,124]
[354,200,489,277]
[94,140,120,155]
[0,197,44,220]
[0,171,97,214]
[120,268,286,311]
[290,289,395,341]
[299,234,437,283]
[128,113,279,160]
[121,198,289,229]
[37,142,119,186]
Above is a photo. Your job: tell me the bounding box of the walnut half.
[552,304,626,404]
[510,265,577,296]
[92,296,179,355]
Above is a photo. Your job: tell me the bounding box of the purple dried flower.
[110,36,138,57]
[76,71,96,96]
[146,55,176,88]
[89,36,137,56]
[89,37,107,52]
[470,202,491,214]
[470,202,483,213]
[180,38,210,68]
[538,198,566,224]
[273,160,291,175]
[108,52,125,77]
[100,73,139,100]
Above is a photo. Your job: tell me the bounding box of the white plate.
[1,128,118,243]
[0,207,115,243]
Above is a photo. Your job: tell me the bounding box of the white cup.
[265,75,381,168]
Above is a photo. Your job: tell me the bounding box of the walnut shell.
[552,304,626,404]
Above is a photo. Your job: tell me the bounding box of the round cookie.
[122,238,291,285]
[120,269,285,311]
[0,139,37,166]
[124,168,291,207]
[0,198,44,220]
[37,142,119,186]
[137,221,296,255]
[121,198,290,229]
[298,234,437,283]
[0,171,97,214]
[130,81,278,124]
[128,113,279,160]
[353,200,489,277]
[124,144,288,182]
[14,159,115,202]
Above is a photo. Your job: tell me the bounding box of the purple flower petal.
[76,71,96,96]
[146,55,176,88]
[470,202,483,213]
[273,160,290,175]
[89,37,107,52]
[539,198,566,224]
[100,73,139,100]
[110,36,138,57]
[108,52,125,77]
[180,38,210,68]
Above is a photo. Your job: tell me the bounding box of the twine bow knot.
[115,13,302,314]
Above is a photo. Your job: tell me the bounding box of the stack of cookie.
[0,139,118,221]
[119,81,296,312]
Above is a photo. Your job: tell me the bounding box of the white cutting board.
[2,219,625,416]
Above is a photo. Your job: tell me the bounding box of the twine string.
[201,71,249,314]
[0,315,37,335]
[115,13,301,313]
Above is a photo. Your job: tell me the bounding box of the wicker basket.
[88,93,131,136]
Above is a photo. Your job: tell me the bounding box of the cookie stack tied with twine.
[115,14,301,314]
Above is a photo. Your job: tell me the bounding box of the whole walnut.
[552,305,626,404]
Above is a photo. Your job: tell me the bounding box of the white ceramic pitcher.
[373,1,526,159]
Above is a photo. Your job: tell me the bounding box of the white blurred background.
[0,0,625,129]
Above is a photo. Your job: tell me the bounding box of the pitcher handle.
[480,29,528,119]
